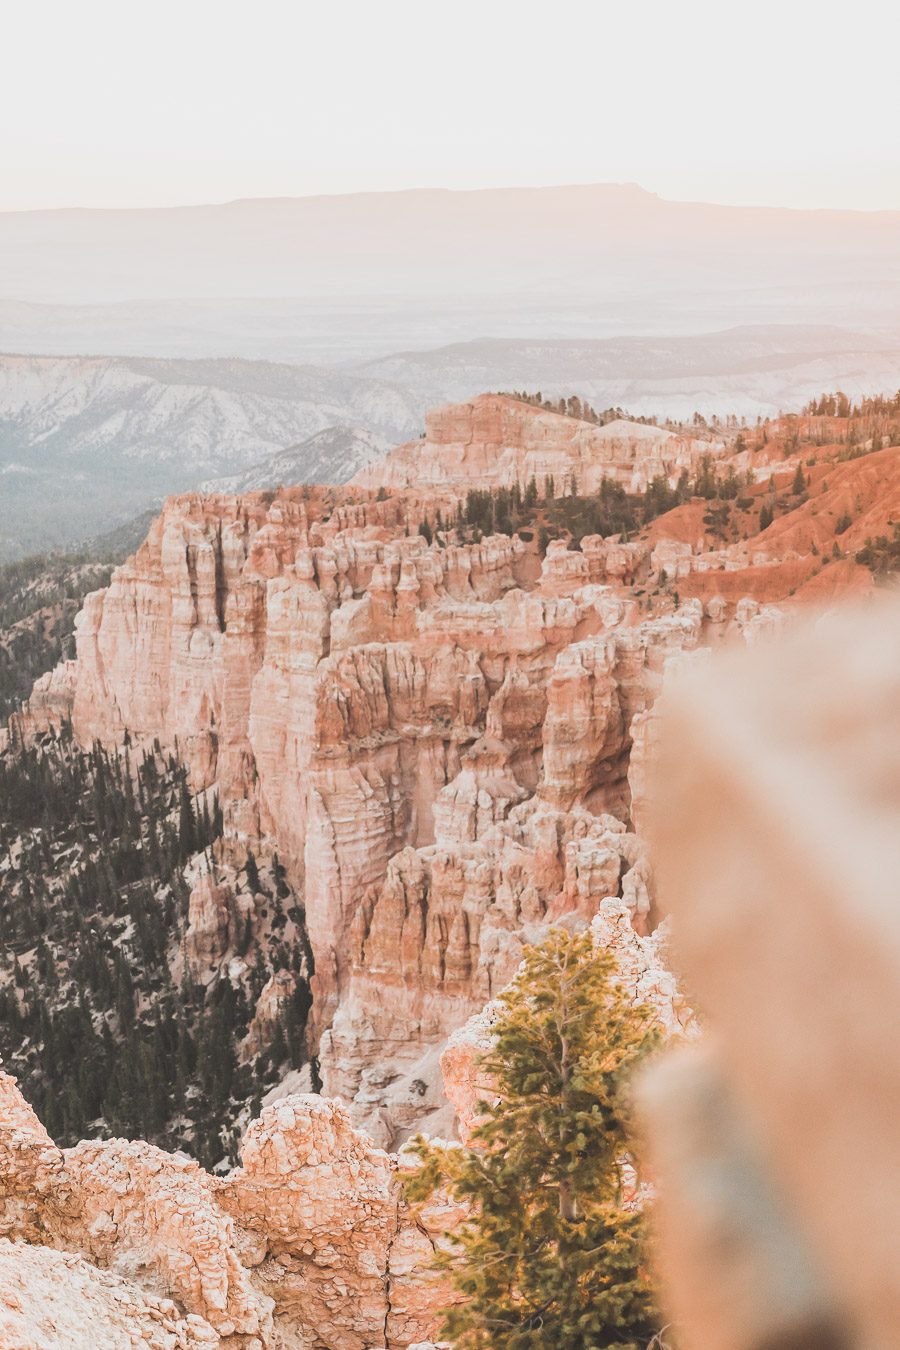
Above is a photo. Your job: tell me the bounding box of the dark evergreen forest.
[0,726,312,1169]
[0,555,116,720]
[425,454,754,552]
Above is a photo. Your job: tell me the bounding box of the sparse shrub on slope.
[856,524,900,580]
[405,928,661,1350]
[455,465,738,553]
[496,390,654,427]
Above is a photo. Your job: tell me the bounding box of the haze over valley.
[2,186,900,558]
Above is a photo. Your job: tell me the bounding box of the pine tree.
[244,851,261,893]
[791,463,806,495]
[177,779,196,857]
[405,928,660,1350]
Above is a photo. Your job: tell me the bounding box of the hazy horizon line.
[4,179,900,219]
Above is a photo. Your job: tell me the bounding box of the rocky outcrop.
[183,870,251,985]
[318,771,682,1146]
[5,659,79,743]
[63,1139,269,1343]
[540,608,702,819]
[0,1071,66,1245]
[0,1068,450,1349]
[640,597,900,1350]
[0,1240,219,1350]
[242,970,298,1061]
[220,1095,457,1349]
[352,395,721,496]
[318,790,657,1144]
[0,1069,269,1342]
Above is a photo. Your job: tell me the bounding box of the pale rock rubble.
[0,1239,219,1350]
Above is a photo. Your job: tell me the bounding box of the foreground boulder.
[0,1070,448,1348]
[641,597,900,1349]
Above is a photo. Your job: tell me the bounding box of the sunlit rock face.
[14,475,702,1074]
[352,394,721,496]
[10,405,784,1152]
[0,1069,452,1349]
[10,431,785,1062]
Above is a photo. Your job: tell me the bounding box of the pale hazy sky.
[4,0,899,213]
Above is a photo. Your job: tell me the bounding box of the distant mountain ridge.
[356,326,900,421]
[201,425,391,493]
[0,354,419,560]
[4,326,900,561]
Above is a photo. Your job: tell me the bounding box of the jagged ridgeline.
[0,726,313,1169]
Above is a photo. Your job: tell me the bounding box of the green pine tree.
[405,927,661,1350]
